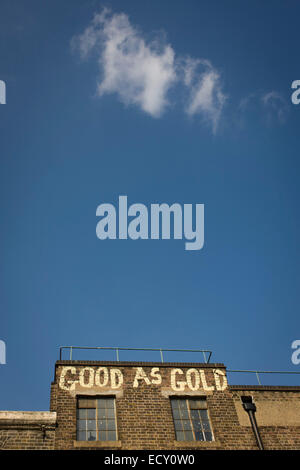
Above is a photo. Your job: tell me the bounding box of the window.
[170,397,213,442]
[76,397,117,441]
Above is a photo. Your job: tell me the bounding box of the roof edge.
[55,360,226,368]
[230,385,300,392]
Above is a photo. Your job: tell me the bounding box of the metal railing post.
[160,349,164,363]
[256,371,261,385]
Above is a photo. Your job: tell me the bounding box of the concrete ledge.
[173,439,221,448]
[161,389,213,398]
[56,360,225,369]
[73,440,122,448]
[0,411,57,425]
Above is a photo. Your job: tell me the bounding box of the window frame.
[76,396,118,442]
[170,396,214,442]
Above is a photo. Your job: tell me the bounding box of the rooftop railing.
[58,347,300,385]
[59,346,213,363]
[226,369,300,386]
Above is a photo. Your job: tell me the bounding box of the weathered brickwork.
[53,361,228,450]
[1,360,300,450]
[0,411,56,450]
[231,387,300,450]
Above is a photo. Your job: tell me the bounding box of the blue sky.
[0,0,300,410]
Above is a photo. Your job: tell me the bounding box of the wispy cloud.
[238,91,289,126]
[72,8,226,132]
[72,9,292,133]
[182,58,226,134]
[261,91,289,124]
[72,8,176,118]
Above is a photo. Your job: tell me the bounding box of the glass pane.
[107,408,115,418]
[98,431,107,441]
[174,420,183,431]
[199,409,208,420]
[98,419,106,430]
[176,431,185,441]
[189,399,207,410]
[87,431,96,441]
[182,420,192,431]
[192,419,202,432]
[107,430,116,441]
[77,409,86,419]
[202,420,211,432]
[77,399,87,409]
[78,399,96,409]
[77,419,86,431]
[190,410,199,420]
[87,409,96,419]
[195,431,204,441]
[107,419,116,430]
[87,419,96,430]
[171,399,179,410]
[189,399,198,409]
[204,432,213,441]
[179,409,189,419]
[106,398,115,409]
[172,409,180,420]
[97,399,107,409]
[77,399,85,409]
[98,409,106,419]
[86,400,96,409]
[185,431,194,441]
[179,400,188,411]
[77,430,86,441]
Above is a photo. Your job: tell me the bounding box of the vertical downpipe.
[241,396,264,450]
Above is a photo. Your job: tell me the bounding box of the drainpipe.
[242,397,264,450]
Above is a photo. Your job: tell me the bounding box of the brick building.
[1,354,300,450]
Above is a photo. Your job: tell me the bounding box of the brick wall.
[0,411,56,450]
[1,360,300,450]
[231,387,300,450]
[52,360,300,450]
[54,361,228,450]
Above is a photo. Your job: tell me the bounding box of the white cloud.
[182,58,226,134]
[262,91,289,124]
[72,8,226,131]
[72,9,176,117]
[238,91,289,126]
[72,9,292,133]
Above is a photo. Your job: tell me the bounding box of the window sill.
[174,440,221,448]
[73,440,122,448]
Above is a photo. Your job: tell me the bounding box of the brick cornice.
[55,360,225,368]
[230,385,300,392]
